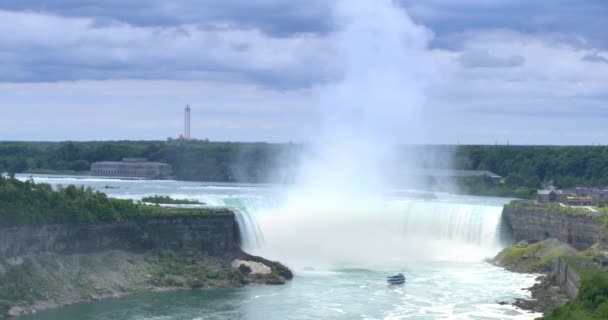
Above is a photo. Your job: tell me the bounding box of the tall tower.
[184,105,191,140]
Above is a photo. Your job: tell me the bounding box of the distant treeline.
[451,145,608,197]
[0,141,301,183]
[2,141,608,196]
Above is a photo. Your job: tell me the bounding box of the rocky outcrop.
[502,202,607,250]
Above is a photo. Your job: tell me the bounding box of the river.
[18,175,541,320]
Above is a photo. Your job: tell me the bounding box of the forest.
[0,140,301,183]
[2,141,608,197]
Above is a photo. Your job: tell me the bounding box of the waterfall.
[228,195,508,268]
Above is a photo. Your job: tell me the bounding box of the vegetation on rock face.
[540,271,608,320]
[141,195,204,205]
[0,175,228,226]
[144,249,246,289]
[0,250,250,317]
[505,201,594,215]
[492,238,608,318]
[0,259,45,315]
[492,239,578,273]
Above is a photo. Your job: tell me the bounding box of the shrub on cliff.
[141,195,203,205]
[542,271,608,320]
[0,176,225,226]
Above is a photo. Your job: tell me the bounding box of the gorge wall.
[0,213,239,260]
[502,202,607,250]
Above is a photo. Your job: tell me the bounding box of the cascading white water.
[228,195,508,269]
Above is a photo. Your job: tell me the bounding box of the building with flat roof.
[91,158,172,179]
[407,169,502,184]
[537,186,608,206]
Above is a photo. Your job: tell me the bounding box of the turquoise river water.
[17,175,541,320]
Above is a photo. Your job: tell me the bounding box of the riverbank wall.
[553,257,580,300]
[0,213,290,318]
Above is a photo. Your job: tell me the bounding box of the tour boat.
[387,273,405,285]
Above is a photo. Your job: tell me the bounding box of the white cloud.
[0,10,330,86]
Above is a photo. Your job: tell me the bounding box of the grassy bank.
[492,238,608,318]
[0,175,226,227]
[141,195,204,205]
[0,249,252,317]
[492,239,577,273]
[505,201,593,215]
[541,270,608,320]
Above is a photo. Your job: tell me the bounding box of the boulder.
[231,260,271,275]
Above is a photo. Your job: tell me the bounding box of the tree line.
[0,141,301,183]
[2,141,608,196]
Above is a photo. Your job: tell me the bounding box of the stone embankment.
[553,257,580,300]
[0,213,291,318]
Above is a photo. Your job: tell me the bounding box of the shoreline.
[2,249,292,318]
[489,239,578,316]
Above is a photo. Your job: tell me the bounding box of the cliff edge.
[0,213,291,318]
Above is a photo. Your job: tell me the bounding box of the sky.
[1,0,607,145]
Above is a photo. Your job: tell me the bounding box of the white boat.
[387,273,405,285]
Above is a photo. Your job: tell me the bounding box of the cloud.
[0,0,333,37]
[0,10,331,87]
[401,0,608,51]
[0,1,607,144]
[583,52,608,64]
[0,1,606,87]
[459,51,525,68]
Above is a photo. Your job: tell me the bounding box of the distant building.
[408,169,502,184]
[537,186,608,206]
[90,158,172,179]
[537,186,561,203]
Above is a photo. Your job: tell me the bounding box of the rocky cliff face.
[502,204,606,250]
[553,257,580,300]
[0,213,293,318]
[0,215,239,260]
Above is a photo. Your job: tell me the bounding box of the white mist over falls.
[235,1,507,269]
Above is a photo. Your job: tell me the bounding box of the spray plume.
[247,1,502,268]
[297,0,431,196]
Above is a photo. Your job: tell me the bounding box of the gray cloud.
[459,51,525,68]
[583,52,608,64]
[0,10,331,86]
[0,1,608,144]
[0,0,606,86]
[400,0,608,51]
[0,0,333,37]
